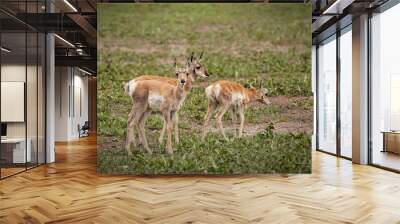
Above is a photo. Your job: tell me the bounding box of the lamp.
[54,34,75,48]
[63,0,78,12]
[322,0,355,15]
[1,47,11,53]
[78,67,93,76]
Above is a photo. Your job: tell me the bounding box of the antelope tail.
[124,81,130,95]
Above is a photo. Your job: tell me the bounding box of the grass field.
[97,4,312,174]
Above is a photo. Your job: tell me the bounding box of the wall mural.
[97,3,312,174]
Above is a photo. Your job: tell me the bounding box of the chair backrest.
[82,121,90,129]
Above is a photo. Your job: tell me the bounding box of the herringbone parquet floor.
[1,135,400,224]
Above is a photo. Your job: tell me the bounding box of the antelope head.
[173,58,192,91]
[188,51,210,79]
[249,82,271,105]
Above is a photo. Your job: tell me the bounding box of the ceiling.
[0,0,97,74]
[312,0,390,43]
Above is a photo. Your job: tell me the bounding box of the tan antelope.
[134,52,209,84]
[125,52,209,145]
[124,59,193,155]
[202,80,271,140]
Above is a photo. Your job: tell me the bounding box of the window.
[370,3,400,171]
[317,35,337,154]
[339,26,352,158]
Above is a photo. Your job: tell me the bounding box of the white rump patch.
[213,84,221,98]
[231,92,244,105]
[125,80,138,96]
[148,93,164,110]
[205,85,213,99]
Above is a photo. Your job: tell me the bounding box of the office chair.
[79,121,90,138]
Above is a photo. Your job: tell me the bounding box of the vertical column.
[88,77,97,133]
[352,14,369,164]
[46,0,55,163]
[312,45,317,150]
[336,30,341,156]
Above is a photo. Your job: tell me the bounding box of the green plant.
[98,126,311,174]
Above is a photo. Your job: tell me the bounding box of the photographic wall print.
[97,3,312,174]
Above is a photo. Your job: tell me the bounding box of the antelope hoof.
[132,145,140,151]
[126,146,132,156]
[166,148,174,155]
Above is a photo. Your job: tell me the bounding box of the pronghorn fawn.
[125,52,210,144]
[202,80,271,140]
[125,59,193,155]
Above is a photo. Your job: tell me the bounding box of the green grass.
[97,4,312,174]
[98,125,311,174]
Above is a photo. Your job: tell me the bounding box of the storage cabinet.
[382,132,400,154]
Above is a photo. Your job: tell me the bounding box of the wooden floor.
[1,167,26,178]
[372,150,400,171]
[1,136,400,223]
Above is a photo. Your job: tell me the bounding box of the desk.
[1,138,31,163]
[382,131,400,154]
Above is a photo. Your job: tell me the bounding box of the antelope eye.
[196,65,201,69]
[176,73,179,76]
[265,93,268,96]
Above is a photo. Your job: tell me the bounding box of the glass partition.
[1,31,28,177]
[27,30,38,169]
[0,3,46,179]
[370,3,400,171]
[339,26,352,158]
[317,35,337,154]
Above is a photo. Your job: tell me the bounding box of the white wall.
[72,73,89,138]
[55,67,89,141]
[1,65,35,138]
[1,63,46,164]
[1,65,26,134]
[55,67,70,141]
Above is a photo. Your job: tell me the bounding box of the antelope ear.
[173,58,177,69]
[190,52,195,62]
[199,51,204,59]
[261,88,269,95]
[249,83,254,88]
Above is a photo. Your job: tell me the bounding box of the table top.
[1,138,29,143]
[381,131,400,134]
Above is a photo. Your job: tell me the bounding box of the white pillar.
[46,33,55,163]
[46,1,55,163]
[352,14,369,164]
